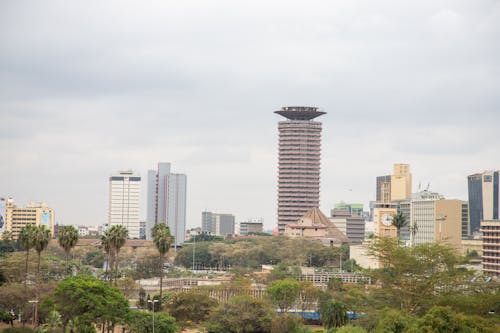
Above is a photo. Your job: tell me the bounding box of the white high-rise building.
[146,162,187,246]
[108,170,141,239]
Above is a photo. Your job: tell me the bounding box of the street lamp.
[147,299,159,333]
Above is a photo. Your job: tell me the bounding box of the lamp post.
[28,300,38,327]
[148,299,159,333]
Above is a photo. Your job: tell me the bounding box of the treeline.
[175,237,349,269]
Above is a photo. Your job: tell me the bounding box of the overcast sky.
[1,0,499,230]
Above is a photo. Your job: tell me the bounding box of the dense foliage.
[175,237,347,269]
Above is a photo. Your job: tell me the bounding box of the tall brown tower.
[275,106,325,234]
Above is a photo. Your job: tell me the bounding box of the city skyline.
[1,1,499,230]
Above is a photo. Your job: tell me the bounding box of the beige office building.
[391,164,412,201]
[410,191,464,247]
[0,198,55,240]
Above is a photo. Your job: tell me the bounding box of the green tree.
[54,275,129,332]
[206,295,274,333]
[151,223,173,309]
[319,299,348,329]
[166,289,218,328]
[406,306,499,333]
[267,279,301,313]
[57,225,79,273]
[368,237,472,314]
[33,225,51,328]
[100,232,114,283]
[126,310,177,333]
[374,309,412,333]
[271,313,311,333]
[39,310,63,333]
[391,213,407,239]
[107,225,128,286]
[18,224,37,286]
[297,281,320,312]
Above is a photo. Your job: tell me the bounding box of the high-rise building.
[275,106,325,234]
[375,164,412,204]
[468,170,499,235]
[409,190,465,247]
[108,170,141,239]
[201,211,235,236]
[146,162,187,246]
[481,219,500,277]
[0,198,55,240]
[376,175,391,203]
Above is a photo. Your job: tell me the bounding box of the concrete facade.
[330,209,365,244]
[1,198,55,240]
[108,170,141,239]
[146,162,187,246]
[481,219,500,277]
[275,106,325,234]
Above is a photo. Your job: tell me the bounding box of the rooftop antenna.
[418,182,421,191]
[426,182,430,191]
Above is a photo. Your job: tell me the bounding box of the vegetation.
[390,213,407,239]
[53,275,129,332]
[151,223,174,310]
[18,225,37,286]
[56,225,79,273]
[166,289,218,327]
[126,310,177,333]
[206,295,274,333]
[175,237,346,269]
[267,279,301,313]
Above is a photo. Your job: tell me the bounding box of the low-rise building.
[0,198,55,240]
[239,218,264,235]
[284,207,350,246]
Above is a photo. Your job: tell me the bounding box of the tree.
[405,306,499,333]
[151,223,174,309]
[267,279,301,313]
[54,275,129,332]
[374,309,412,333]
[18,224,37,286]
[57,225,79,273]
[297,281,320,312]
[367,237,472,314]
[126,310,177,333]
[334,326,368,333]
[166,289,218,328]
[107,225,128,286]
[391,213,407,239]
[319,299,348,329]
[33,225,51,328]
[271,314,311,333]
[100,232,114,283]
[206,295,274,333]
[39,310,63,333]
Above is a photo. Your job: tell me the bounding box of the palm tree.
[100,231,114,284]
[33,224,51,328]
[107,225,128,285]
[152,223,174,310]
[319,299,348,329]
[391,212,408,238]
[57,225,79,274]
[19,224,37,287]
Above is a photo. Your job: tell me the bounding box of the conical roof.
[297,207,351,243]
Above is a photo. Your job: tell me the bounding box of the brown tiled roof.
[296,207,351,243]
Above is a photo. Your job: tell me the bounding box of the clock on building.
[381,213,393,226]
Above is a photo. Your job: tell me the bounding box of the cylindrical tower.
[275,106,326,234]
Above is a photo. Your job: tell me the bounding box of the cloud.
[0,0,499,229]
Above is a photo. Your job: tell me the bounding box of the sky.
[0,0,499,231]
